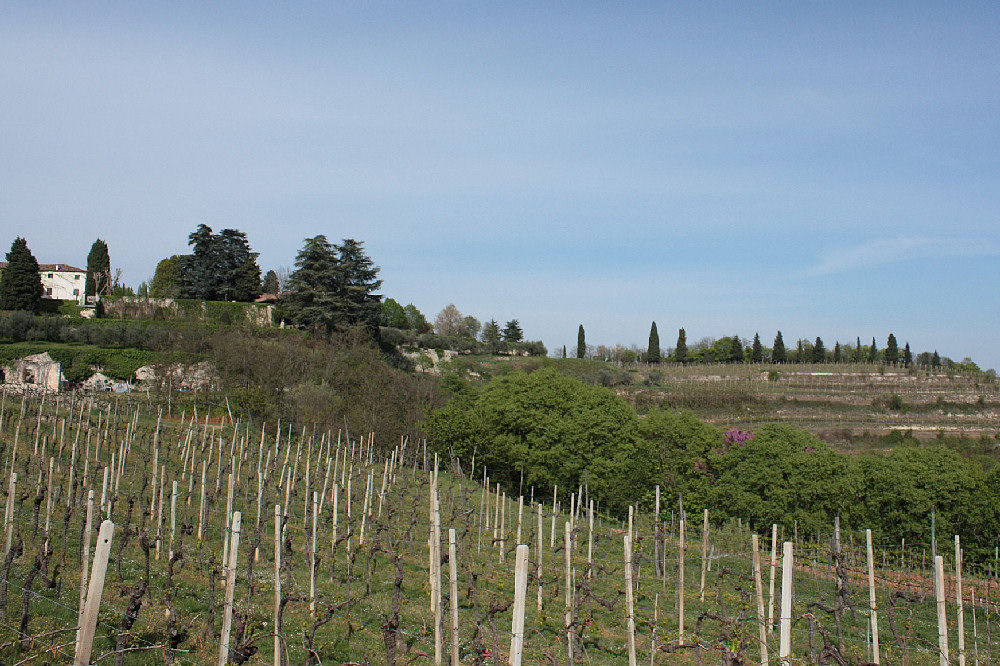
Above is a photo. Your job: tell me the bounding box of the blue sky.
[2,2,999,368]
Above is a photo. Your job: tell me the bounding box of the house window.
[73,289,79,296]
[45,288,52,296]
[74,274,80,280]
[47,273,53,278]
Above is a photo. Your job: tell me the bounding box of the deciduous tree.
[150,256,181,298]
[262,269,280,294]
[434,304,465,336]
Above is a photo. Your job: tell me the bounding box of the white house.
[0,261,88,304]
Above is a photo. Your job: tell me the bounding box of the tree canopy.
[0,237,43,312]
[647,322,660,363]
[283,236,383,335]
[85,239,111,299]
[176,225,262,301]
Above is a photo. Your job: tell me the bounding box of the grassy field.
[0,391,991,664]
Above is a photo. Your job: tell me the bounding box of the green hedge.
[0,342,153,381]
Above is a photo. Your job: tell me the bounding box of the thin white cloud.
[803,237,999,277]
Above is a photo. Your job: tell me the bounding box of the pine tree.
[334,238,382,333]
[885,333,899,365]
[85,239,111,300]
[751,333,763,363]
[482,319,502,353]
[932,350,941,368]
[576,325,586,359]
[502,319,523,342]
[903,342,912,367]
[177,225,262,301]
[284,235,342,332]
[675,328,688,363]
[647,322,661,363]
[869,337,878,363]
[0,237,43,312]
[772,331,786,363]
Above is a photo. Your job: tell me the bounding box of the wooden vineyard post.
[654,485,661,578]
[310,491,318,617]
[169,480,178,559]
[779,541,793,666]
[449,529,460,666]
[678,515,685,645]
[699,508,709,603]
[768,523,778,634]
[957,536,966,666]
[587,499,594,580]
[624,534,637,666]
[537,501,544,612]
[219,511,242,666]
[510,543,529,666]
[752,534,770,666]
[274,504,282,666]
[74,519,115,666]
[3,472,16,558]
[651,593,659,666]
[866,529,880,664]
[935,554,950,666]
[76,490,96,645]
[565,521,574,665]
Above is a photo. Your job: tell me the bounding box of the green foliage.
[262,269,280,294]
[886,333,899,364]
[638,408,723,507]
[425,368,655,513]
[150,255,182,298]
[283,236,382,335]
[481,319,501,353]
[0,237,43,312]
[576,324,585,359]
[812,336,826,363]
[177,225,262,301]
[751,333,763,363]
[502,319,523,343]
[85,238,111,299]
[647,321,660,363]
[708,424,863,534]
[381,298,409,328]
[772,331,785,363]
[675,327,687,363]
[0,342,153,381]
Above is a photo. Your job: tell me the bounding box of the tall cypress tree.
[812,337,826,363]
[576,325,586,359]
[885,333,899,365]
[772,331,786,363]
[647,322,661,363]
[855,336,862,362]
[85,238,111,299]
[751,333,763,363]
[0,237,43,312]
[869,337,878,363]
[675,328,687,363]
[833,342,842,363]
[903,342,912,367]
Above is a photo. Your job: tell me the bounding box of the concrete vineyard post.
[779,541,793,666]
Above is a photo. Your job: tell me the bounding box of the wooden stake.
[768,523,778,634]
[74,519,115,666]
[624,534,637,666]
[218,511,241,666]
[274,504,282,666]
[958,536,966,666]
[935,554,950,666]
[678,516,686,645]
[565,521,574,666]
[450,528,460,666]
[752,534,769,666]
[699,508,709,602]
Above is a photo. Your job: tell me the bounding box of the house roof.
[0,262,86,272]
